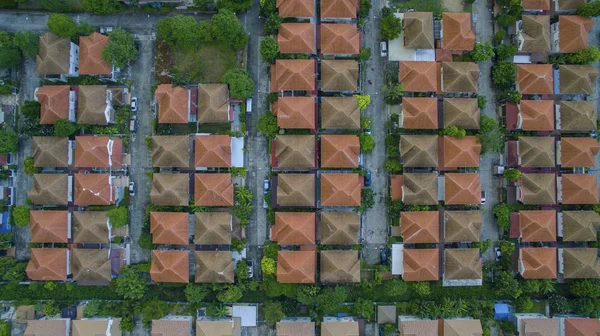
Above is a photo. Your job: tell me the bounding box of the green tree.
[157,16,202,52]
[261,257,277,277]
[53,118,76,137]
[217,285,243,302]
[361,188,375,209]
[493,203,511,230]
[380,10,402,40]
[0,257,26,282]
[496,44,517,61]
[264,241,280,259]
[477,115,504,154]
[235,259,250,281]
[0,130,17,154]
[81,0,121,14]
[498,241,515,255]
[23,156,41,176]
[316,286,348,315]
[264,13,283,35]
[496,14,517,28]
[359,133,375,153]
[211,9,248,50]
[206,304,229,317]
[141,299,169,327]
[357,47,372,62]
[496,271,521,299]
[231,238,247,252]
[577,0,600,16]
[503,168,521,182]
[494,30,506,44]
[381,324,397,336]
[353,298,374,319]
[222,68,254,100]
[515,296,533,312]
[412,281,431,297]
[549,294,570,314]
[12,206,30,227]
[358,0,371,18]
[108,207,128,228]
[184,283,211,303]
[102,28,138,69]
[47,14,78,38]
[492,62,517,89]
[263,301,285,326]
[470,42,494,61]
[83,300,100,317]
[43,301,60,317]
[441,126,466,139]
[113,266,147,300]
[235,186,251,203]
[574,298,598,317]
[383,83,404,105]
[567,46,600,64]
[259,37,279,63]
[40,0,72,11]
[570,279,600,297]
[257,112,279,137]
[13,32,39,57]
[385,278,408,298]
[353,95,371,110]
[497,89,522,103]
[0,35,20,69]
[477,96,487,109]
[218,0,253,12]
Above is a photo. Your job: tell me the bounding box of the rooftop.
[272,212,315,245]
[559,15,593,53]
[441,62,479,93]
[277,250,316,283]
[277,173,316,207]
[73,173,113,206]
[320,173,361,207]
[195,251,235,283]
[155,84,189,124]
[519,247,557,279]
[278,23,315,54]
[273,97,316,129]
[403,248,439,281]
[403,12,434,49]
[150,212,189,245]
[151,173,189,206]
[562,174,599,204]
[321,24,360,55]
[35,85,70,124]
[197,84,230,124]
[320,250,360,283]
[561,137,599,168]
[320,134,359,168]
[275,135,316,169]
[517,64,554,94]
[321,97,360,129]
[401,97,438,129]
[518,100,555,131]
[400,211,439,243]
[518,137,555,168]
[321,60,359,92]
[271,60,316,92]
[194,173,234,206]
[444,173,481,205]
[399,61,438,92]
[442,13,475,50]
[79,32,111,75]
[150,250,189,283]
[519,210,557,242]
[194,135,232,168]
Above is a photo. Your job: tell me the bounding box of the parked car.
[494,246,502,261]
[481,190,486,204]
[380,41,387,57]
[128,182,135,196]
[247,260,254,278]
[129,115,136,133]
[131,97,138,112]
[246,98,253,113]
[364,170,372,187]
[263,179,270,193]
[380,248,388,265]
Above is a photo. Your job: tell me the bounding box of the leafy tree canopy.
[211,9,248,50]
[184,283,211,303]
[264,13,282,35]
[470,42,494,61]
[383,83,404,105]
[81,0,121,15]
[359,133,375,153]
[496,44,517,61]
[0,130,17,154]
[222,68,255,100]
[113,266,147,300]
[102,28,138,69]
[40,0,72,12]
[492,62,516,89]
[217,0,253,12]
[53,118,76,137]
[263,301,285,326]
[380,10,402,41]
[259,37,279,64]
[217,285,243,303]
[13,31,39,57]
[23,156,41,176]
[47,14,78,38]
[503,168,521,182]
[157,15,202,52]
[567,46,600,64]
[108,206,128,228]
[13,206,30,228]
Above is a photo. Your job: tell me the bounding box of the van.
[380,41,387,57]
[246,98,253,113]
[129,116,136,133]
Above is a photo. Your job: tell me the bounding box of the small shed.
[494,303,510,320]
[377,305,397,324]
[232,305,257,327]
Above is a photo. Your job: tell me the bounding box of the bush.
[263,301,285,326]
[494,30,506,44]
[380,9,402,40]
[577,0,600,16]
[498,241,515,255]
[23,157,40,176]
[492,62,517,89]
[12,206,30,227]
[211,9,248,50]
[503,168,521,182]
[496,14,517,28]
[222,68,254,100]
[567,46,600,64]
[496,44,517,61]
[217,285,243,303]
[385,278,408,298]
[145,137,153,150]
[264,13,283,35]
[53,118,76,137]
[102,28,138,69]
[441,126,466,139]
[261,257,277,277]
[231,238,247,252]
[80,0,121,14]
[383,83,404,105]
[113,266,147,300]
[412,282,431,297]
[353,298,374,319]
[515,296,533,312]
[384,160,402,173]
[47,14,78,38]
[359,133,375,153]
[257,113,279,137]
[108,207,128,228]
[13,32,39,57]
[493,203,511,230]
[0,130,18,154]
[470,42,494,61]
[478,115,504,154]
[477,96,487,109]
[259,37,278,64]
[184,283,210,303]
[353,95,371,110]
[138,233,153,250]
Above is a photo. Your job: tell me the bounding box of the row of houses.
[516,15,592,54]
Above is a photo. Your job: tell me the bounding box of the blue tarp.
[0,212,10,233]
[494,303,510,320]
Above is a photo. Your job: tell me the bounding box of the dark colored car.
[380,248,388,265]
[364,170,372,187]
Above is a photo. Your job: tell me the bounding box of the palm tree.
[539,279,557,295]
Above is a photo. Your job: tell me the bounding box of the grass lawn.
[167,42,238,84]
[522,301,546,314]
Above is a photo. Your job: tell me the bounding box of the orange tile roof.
[194,173,234,206]
[278,23,315,54]
[26,248,67,281]
[277,0,314,17]
[73,173,113,206]
[399,61,438,92]
[561,137,600,168]
[150,250,189,283]
[320,173,361,206]
[320,135,360,168]
[518,100,555,131]
[271,60,316,92]
[519,210,557,242]
[390,175,403,200]
[79,33,111,75]
[321,24,360,55]
[400,211,439,243]
[517,64,554,94]
[272,212,316,245]
[74,136,123,169]
[30,210,69,243]
[403,249,439,281]
[522,0,550,9]
[444,173,481,205]
[401,97,438,129]
[150,212,189,245]
[321,0,358,18]
[194,135,231,168]
[155,84,189,124]
[565,318,600,336]
[442,136,481,169]
[442,13,475,50]
[35,85,70,124]
[562,174,599,204]
[277,250,316,283]
[559,16,594,53]
[520,247,557,279]
[273,97,316,129]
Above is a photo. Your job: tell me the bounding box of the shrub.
[47,14,78,38]
[494,30,506,43]
[441,125,466,139]
[503,168,521,182]
[359,133,375,153]
[496,44,517,61]
[477,96,487,109]
[108,207,128,228]
[261,257,277,277]
[493,203,511,230]
[222,68,254,100]
[353,95,371,110]
[12,206,30,227]
[470,42,494,61]
[53,118,76,137]
[23,156,40,176]
[383,83,404,105]
[259,37,279,63]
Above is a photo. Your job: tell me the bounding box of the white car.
[380,41,387,57]
[128,182,135,196]
[494,247,502,261]
[131,97,138,112]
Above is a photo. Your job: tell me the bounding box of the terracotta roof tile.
[444,320,483,335]
[272,212,315,245]
[150,250,189,283]
[275,135,316,169]
[444,211,482,242]
[194,135,231,168]
[399,61,438,92]
[273,97,316,129]
[36,86,70,124]
[442,136,481,169]
[72,319,121,336]
[71,211,110,244]
[321,173,361,206]
[403,12,434,49]
[321,322,359,336]
[36,32,70,75]
[321,60,358,92]
[278,23,315,54]
[562,174,599,204]
[151,173,189,206]
[562,211,600,242]
[560,65,598,95]
[565,318,600,336]
[320,0,358,18]
[77,85,110,125]
[277,250,316,283]
[277,174,316,207]
[519,173,557,205]
[444,173,481,205]
[521,319,559,336]
[517,64,553,94]
[152,136,190,168]
[194,173,234,206]
[563,248,600,279]
[321,24,360,54]
[320,250,360,283]
[155,84,189,124]
[30,210,69,243]
[197,84,230,124]
[150,212,189,245]
[25,319,68,336]
[151,319,192,336]
[521,15,550,52]
[442,13,475,50]
[29,174,69,206]
[196,320,235,336]
[400,135,438,168]
[519,247,557,279]
[444,248,482,280]
[443,98,480,129]
[321,97,360,129]
[561,137,600,168]
[522,0,550,9]
[320,135,359,168]
[399,320,438,336]
[276,322,316,336]
[401,97,438,129]
[518,137,556,168]
[277,0,314,17]
[519,210,557,242]
[31,136,69,167]
[26,248,67,281]
[319,212,359,244]
[560,101,597,131]
[400,211,439,243]
[194,251,234,283]
[560,15,594,53]
[442,62,479,92]
[73,173,114,206]
[518,100,555,131]
[74,136,123,168]
[79,33,111,75]
[271,60,316,92]
[194,212,231,245]
[71,249,111,282]
[403,249,439,281]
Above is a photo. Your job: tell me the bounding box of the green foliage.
[357,47,372,62]
[233,186,253,227]
[217,285,243,303]
[492,62,517,89]
[261,257,277,277]
[567,46,600,64]
[498,241,515,255]
[12,206,30,228]
[412,282,431,297]
[194,0,217,10]
[145,137,153,150]
[383,83,404,105]
[359,133,375,153]
[141,299,169,327]
[157,15,203,52]
[497,89,522,103]
[360,188,375,210]
[263,301,285,326]
[577,0,600,16]
[316,286,348,315]
[358,0,371,18]
[47,14,78,38]
[478,239,492,253]
[206,303,228,317]
[259,37,279,63]
[496,14,517,28]
[496,44,517,61]
[353,95,371,110]
[570,279,600,297]
[184,283,211,303]
[549,294,570,314]
[384,160,402,173]
[231,238,247,252]
[477,115,504,154]
[496,271,521,299]
[574,298,598,317]
[102,28,138,68]
[138,232,153,250]
[361,115,372,130]
[257,112,279,137]
[470,42,494,61]
[0,39,19,69]
[43,301,60,316]
[13,32,39,57]
[211,9,248,50]
[217,0,253,12]
[381,324,397,336]
[494,30,506,43]
[515,296,533,312]
[235,259,250,281]
[53,118,76,137]
[23,156,41,176]
[264,14,283,35]
[108,207,128,228]
[503,168,521,182]
[380,9,402,40]
[222,68,254,100]
[353,298,374,319]
[83,300,100,317]
[260,0,277,16]
[40,0,72,12]
[113,266,147,300]
[385,278,408,298]
[80,0,121,14]
[477,96,487,109]
[493,203,511,230]
[263,241,280,259]
[441,126,466,139]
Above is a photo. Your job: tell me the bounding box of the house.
[559,65,598,95]
[560,137,599,167]
[71,249,112,282]
[518,173,556,205]
[400,173,438,205]
[443,248,482,285]
[150,212,189,245]
[443,98,480,129]
[320,97,360,129]
[15,305,35,324]
[444,173,481,205]
[36,32,79,80]
[320,250,360,283]
[150,250,189,283]
[278,23,316,54]
[320,135,359,168]
[522,0,550,10]
[195,251,235,283]
[154,84,190,124]
[29,174,70,206]
[517,137,555,168]
[72,319,121,336]
[276,0,314,18]
[560,211,600,242]
[517,16,550,53]
[518,210,557,242]
[441,13,475,51]
[194,173,234,206]
[320,0,358,20]
[398,320,438,336]
[198,84,231,124]
[196,320,239,336]
[320,173,361,207]
[559,101,596,131]
[74,136,123,169]
[194,135,234,168]
[319,212,359,245]
[79,33,113,77]
[519,247,557,279]
[273,135,316,169]
[320,60,359,92]
[273,97,316,130]
[276,321,315,336]
[516,64,553,94]
[551,15,594,53]
[400,135,438,168]
[561,248,600,278]
[275,173,316,207]
[194,212,232,245]
[511,100,555,131]
[403,12,434,49]
[150,173,189,206]
[320,24,360,55]
[443,320,483,335]
[77,85,114,125]
[277,250,316,283]
[272,212,315,245]
[400,211,440,243]
[561,174,599,204]
[271,60,316,92]
[151,136,191,168]
[441,62,479,93]
[402,249,439,281]
[26,248,69,281]
[321,321,359,336]
[377,306,396,325]
[444,211,482,243]
[441,136,481,170]
[399,61,438,92]
[565,319,600,335]
[31,136,69,168]
[151,318,192,336]
[400,97,438,129]
[24,319,70,336]
[30,210,69,243]
[35,86,75,124]
[71,211,112,244]
[73,173,114,206]
[555,0,586,12]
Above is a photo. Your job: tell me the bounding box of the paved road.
[361,0,388,265]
